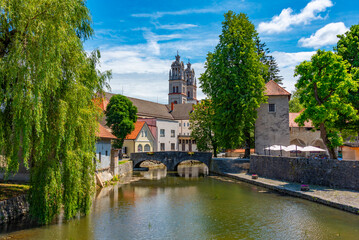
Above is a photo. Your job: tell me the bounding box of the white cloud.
[258,0,333,34]
[157,24,198,30]
[272,51,316,91]
[132,8,223,19]
[298,22,348,48]
[94,34,214,103]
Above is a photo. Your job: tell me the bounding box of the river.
[1,166,359,240]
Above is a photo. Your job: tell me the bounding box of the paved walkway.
[223,172,359,215]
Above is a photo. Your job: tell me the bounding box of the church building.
[168,53,197,104]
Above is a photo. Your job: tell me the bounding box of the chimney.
[171,102,174,111]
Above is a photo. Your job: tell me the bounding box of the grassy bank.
[0,183,29,201]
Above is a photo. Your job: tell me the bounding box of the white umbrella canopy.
[284,145,304,152]
[264,145,286,151]
[302,146,326,152]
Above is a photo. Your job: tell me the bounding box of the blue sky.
[85,0,359,103]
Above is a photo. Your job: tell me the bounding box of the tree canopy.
[189,99,219,156]
[200,11,266,157]
[294,50,358,159]
[335,24,359,132]
[0,0,110,223]
[289,89,304,113]
[255,37,283,84]
[105,95,137,149]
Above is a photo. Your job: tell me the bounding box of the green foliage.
[289,89,304,113]
[0,0,110,224]
[336,24,359,69]
[189,99,219,156]
[105,95,137,148]
[255,36,283,84]
[294,50,358,159]
[335,24,359,132]
[200,11,266,153]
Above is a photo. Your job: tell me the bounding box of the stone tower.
[168,53,197,104]
[185,61,197,103]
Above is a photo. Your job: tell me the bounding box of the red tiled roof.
[125,122,145,140]
[289,112,313,128]
[97,124,117,139]
[265,80,291,96]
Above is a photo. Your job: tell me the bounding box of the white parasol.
[302,146,326,152]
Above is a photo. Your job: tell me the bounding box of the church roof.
[167,103,194,120]
[265,80,291,96]
[103,92,174,120]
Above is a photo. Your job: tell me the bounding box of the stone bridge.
[130,151,212,171]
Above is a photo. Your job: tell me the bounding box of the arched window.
[144,144,150,152]
[173,86,175,93]
[188,91,190,98]
[176,86,179,93]
[138,144,143,152]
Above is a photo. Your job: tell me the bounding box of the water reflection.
[177,164,209,178]
[2,169,359,240]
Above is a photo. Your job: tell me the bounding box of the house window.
[99,152,101,163]
[105,150,108,156]
[160,143,165,151]
[160,129,165,137]
[179,139,182,144]
[144,144,150,152]
[187,122,190,127]
[268,104,276,113]
[171,143,175,150]
[171,130,175,137]
[138,144,143,152]
[186,140,189,144]
[176,86,179,93]
[179,122,181,127]
[188,91,190,98]
[173,86,175,93]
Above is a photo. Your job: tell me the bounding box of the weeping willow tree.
[0,0,110,223]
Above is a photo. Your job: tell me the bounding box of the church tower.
[185,61,197,103]
[168,52,187,104]
[168,53,197,104]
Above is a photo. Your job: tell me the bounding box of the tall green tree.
[335,24,359,132]
[294,50,358,159]
[105,95,137,149]
[189,99,219,157]
[200,11,266,158]
[0,0,110,223]
[255,36,283,84]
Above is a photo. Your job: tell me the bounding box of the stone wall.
[210,158,250,174]
[116,161,133,176]
[250,155,359,191]
[0,195,29,225]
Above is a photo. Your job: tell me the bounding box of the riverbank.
[221,172,359,215]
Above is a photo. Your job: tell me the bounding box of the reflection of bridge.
[130,151,212,171]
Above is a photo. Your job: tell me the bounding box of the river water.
[1,166,359,240]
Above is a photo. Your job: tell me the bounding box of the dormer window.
[268,104,276,113]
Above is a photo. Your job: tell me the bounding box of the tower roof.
[265,80,291,96]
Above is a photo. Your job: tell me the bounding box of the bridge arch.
[130,152,212,171]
